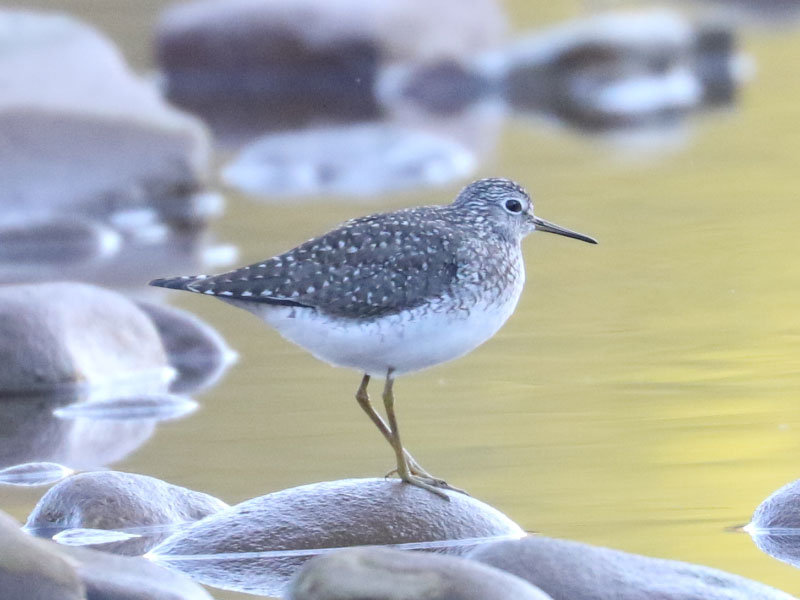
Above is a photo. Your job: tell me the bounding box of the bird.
[150,178,597,498]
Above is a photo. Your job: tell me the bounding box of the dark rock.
[149,477,524,596]
[476,9,745,137]
[156,0,506,141]
[497,10,701,130]
[286,546,552,600]
[26,471,228,555]
[136,301,235,394]
[0,282,168,391]
[469,535,797,600]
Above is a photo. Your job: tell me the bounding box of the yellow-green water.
[5,2,800,598]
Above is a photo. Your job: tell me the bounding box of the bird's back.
[151,206,474,320]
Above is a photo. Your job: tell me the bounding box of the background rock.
[156,0,507,140]
[26,471,229,555]
[286,546,552,600]
[0,510,86,600]
[0,9,211,227]
[0,282,168,391]
[469,535,797,600]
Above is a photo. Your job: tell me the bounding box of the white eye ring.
[504,199,523,214]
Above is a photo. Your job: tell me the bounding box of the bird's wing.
[150,211,462,319]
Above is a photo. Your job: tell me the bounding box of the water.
[4,1,800,598]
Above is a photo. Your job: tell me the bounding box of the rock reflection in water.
[147,478,525,596]
[0,391,157,473]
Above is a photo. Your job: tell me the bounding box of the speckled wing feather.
[150,208,463,319]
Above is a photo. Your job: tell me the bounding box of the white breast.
[226,271,525,377]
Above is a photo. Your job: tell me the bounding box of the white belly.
[226,282,523,376]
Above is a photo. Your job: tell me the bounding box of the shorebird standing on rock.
[151,178,597,498]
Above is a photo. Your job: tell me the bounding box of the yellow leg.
[381,370,449,500]
[355,374,444,481]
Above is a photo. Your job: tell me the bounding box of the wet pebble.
[287,546,552,600]
[148,477,524,596]
[0,391,157,472]
[26,471,229,555]
[136,301,236,395]
[0,282,169,391]
[0,461,74,486]
[468,535,797,600]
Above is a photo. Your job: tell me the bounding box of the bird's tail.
[149,275,211,293]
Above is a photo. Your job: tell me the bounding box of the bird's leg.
[382,370,449,500]
[355,374,443,482]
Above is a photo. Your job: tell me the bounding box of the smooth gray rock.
[468,535,797,600]
[286,546,552,600]
[149,477,524,596]
[156,0,506,140]
[26,471,229,555]
[0,510,86,600]
[0,509,213,600]
[748,478,800,568]
[0,282,169,391]
[0,9,211,227]
[136,301,235,394]
[61,545,215,600]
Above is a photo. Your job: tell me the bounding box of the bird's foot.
[399,473,451,500]
[384,464,469,497]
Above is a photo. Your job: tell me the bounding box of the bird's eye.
[504,199,523,214]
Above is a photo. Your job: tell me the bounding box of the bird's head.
[453,178,597,244]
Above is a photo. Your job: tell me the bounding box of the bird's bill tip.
[533,217,597,244]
